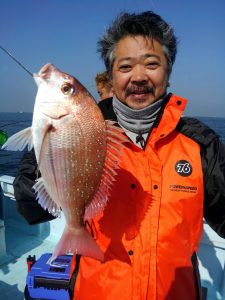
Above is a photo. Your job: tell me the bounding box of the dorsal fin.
[84,120,127,220]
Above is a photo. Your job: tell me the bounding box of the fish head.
[33,63,94,119]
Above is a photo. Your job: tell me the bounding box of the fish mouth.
[33,63,57,86]
[38,63,56,79]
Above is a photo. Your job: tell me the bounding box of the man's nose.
[131,65,148,85]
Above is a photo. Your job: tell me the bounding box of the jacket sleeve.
[202,137,225,238]
[13,150,56,225]
[176,117,225,238]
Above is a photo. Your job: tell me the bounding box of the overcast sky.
[0,0,225,117]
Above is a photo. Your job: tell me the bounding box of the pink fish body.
[2,64,126,262]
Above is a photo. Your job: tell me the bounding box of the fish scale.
[41,120,105,209]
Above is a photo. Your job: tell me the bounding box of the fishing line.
[0,46,33,145]
[0,45,33,77]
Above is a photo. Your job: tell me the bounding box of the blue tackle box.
[26,253,75,300]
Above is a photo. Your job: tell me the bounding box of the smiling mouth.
[125,86,153,97]
[132,90,149,95]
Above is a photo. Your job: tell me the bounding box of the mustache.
[125,85,154,97]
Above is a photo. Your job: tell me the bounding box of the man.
[95,71,114,101]
[13,11,225,300]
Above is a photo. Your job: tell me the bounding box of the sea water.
[0,112,32,176]
[0,112,224,177]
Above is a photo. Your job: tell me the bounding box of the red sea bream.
[2,64,126,262]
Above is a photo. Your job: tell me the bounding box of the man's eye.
[119,65,131,72]
[146,62,159,69]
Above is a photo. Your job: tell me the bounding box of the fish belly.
[39,116,107,226]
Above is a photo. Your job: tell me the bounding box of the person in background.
[95,71,114,101]
[13,11,225,300]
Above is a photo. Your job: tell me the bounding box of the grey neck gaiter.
[112,96,164,134]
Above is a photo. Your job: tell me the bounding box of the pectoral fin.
[1,127,33,151]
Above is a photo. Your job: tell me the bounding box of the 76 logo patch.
[175,160,192,177]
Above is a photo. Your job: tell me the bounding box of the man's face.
[112,35,170,109]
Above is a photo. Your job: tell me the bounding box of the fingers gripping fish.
[2,63,127,262]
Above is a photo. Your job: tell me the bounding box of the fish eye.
[61,83,75,95]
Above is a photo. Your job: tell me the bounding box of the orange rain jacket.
[13,93,225,300]
[74,94,211,300]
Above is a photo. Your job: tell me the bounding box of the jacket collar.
[98,94,187,145]
[149,94,187,144]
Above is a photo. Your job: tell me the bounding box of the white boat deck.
[0,224,55,300]
[0,175,65,300]
[0,175,225,300]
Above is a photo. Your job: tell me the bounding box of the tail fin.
[49,225,104,263]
